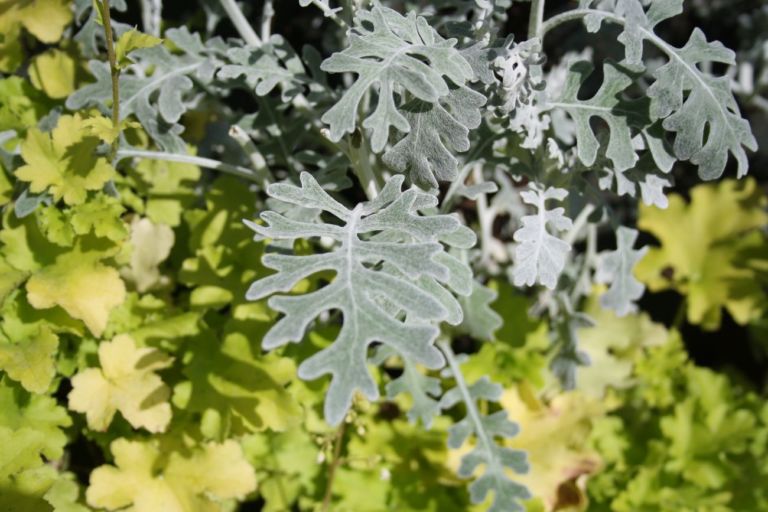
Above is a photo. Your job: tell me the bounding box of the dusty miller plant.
[63,0,757,508]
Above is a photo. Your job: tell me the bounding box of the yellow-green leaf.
[120,217,174,293]
[0,326,58,394]
[26,251,126,337]
[15,115,115,206]
[115,29,163,69]
[68,335,172,432]
[86,438,256,511]
[16,0,72,43]
[28,49,76,99]
[636,178,768,330]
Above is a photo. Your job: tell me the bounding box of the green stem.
[99,0,120,159]
[321,421,346,512]
[528,0,546,39]
[218,0,262,46]
[116,149,261,183]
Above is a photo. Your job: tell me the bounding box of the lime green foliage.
[114,29,163,69]
[636,179,768,329]
[0,0,72,72]
[577,294,668,398]
[26,249,127,337]
[0,325,58,394]
[29,49,77,99]
[68,334,173,432]
[588,333,768,511]
[86,438,257,511]
[173,328,303,436]
[16,114,116,206]
[0,377,71,480]
[0,77,50,133]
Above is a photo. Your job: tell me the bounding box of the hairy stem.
[260,0,274,41]
[350,137,379,200]
[140,0,162,37]
[228,125,272,188]
[438,340,502,477]
[321,421,346,512]
[528,0,546,39]
[564,203,596,247]
[472,163,494,267]
[99,0,120,159]
[218,0,262,46]
[116,149,261,183]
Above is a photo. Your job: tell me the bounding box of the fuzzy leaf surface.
[512,187,573,290]
[246,172,475,424]
[596,227,648,316]
[320,5,474,152]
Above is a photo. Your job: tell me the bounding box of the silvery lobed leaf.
[67,27,223,152]
[597,153,672,208]
[596,227,648,316]
[550,295,593,389]
[320,5,474,152]
[458,281,503,340]
[440,367,530,512]
[579,0,757,179]
[548,60,668,173]
[245,172,476,425]
[511,186,573,290]
[377,346,442,428]
[382,83,486,189]
[217,35,308,102]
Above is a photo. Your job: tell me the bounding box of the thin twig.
[528,0,546,39]
[99,0,120,159]
[218,0,262,46]
[260,0,274,41]
[321,421,346,512]
[116,149,261,183]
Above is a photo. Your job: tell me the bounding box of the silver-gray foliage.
[440,347,530,512]
[320,5,487,188]
[596,227,648,316]
[511,186,573,290]
[245,172,476,425]
[67,27,224,152]
[578,0,758,179]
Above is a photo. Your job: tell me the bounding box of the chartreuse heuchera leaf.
[86,438,256,511]
[68,334,173,432]
[0,377,71,477]
[511,186,573,290]
[0,325,58,394]
[246,172,475,425]
[636,178,768,330]
[15,114,115,206]
[26,249,126,337]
